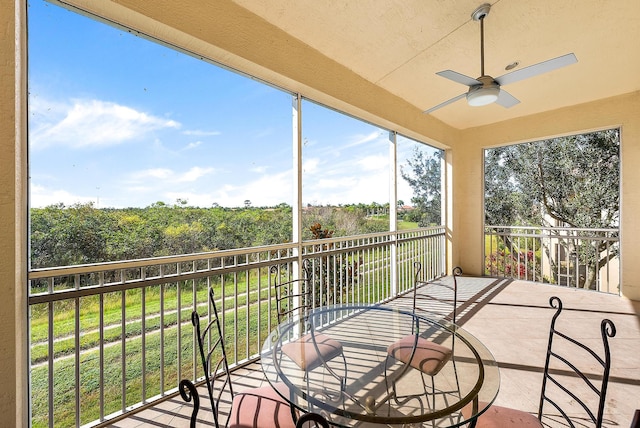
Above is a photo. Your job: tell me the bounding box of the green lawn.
[398,220,419,230]
[30,264,403,427]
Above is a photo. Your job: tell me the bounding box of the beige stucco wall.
[1,0,639,425]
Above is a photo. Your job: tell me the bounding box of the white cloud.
[238,171,291,206]
[127,185,154,193]
[357,154,389,171]
[30,98,180,149]
[127,166,214,184]
[308,131,387,161]
[182,130,221,136]
[302,158,320,174]
[303,172,389,206]
[30,184,96,208]
[212,171,291,207]
[250,165,268,173]
[345,131,385,148]
[162,170,292,207]
[184,141,202,150]
[177,167,215,182]
[315,177,357,189]
[132,168,174,180]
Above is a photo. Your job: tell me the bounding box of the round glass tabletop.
[261,304,499,427]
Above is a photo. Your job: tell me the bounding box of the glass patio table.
[261,304,500,427]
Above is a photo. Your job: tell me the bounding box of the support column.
[0,1,29,426]
[292,94,303,319]
[389,131,398,296]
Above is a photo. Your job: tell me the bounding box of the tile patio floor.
[107,277,640,427]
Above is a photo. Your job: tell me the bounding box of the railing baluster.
[47,276,53,428]
[159,282,165,394]
[257,266,262,353]
[74,298,80,426]
[245,265,250,358]
[233,256,238,362]
[141,285,146,404]
[74,274,80,427]
[176,266,182,385]
[98,272,104,421]
[121,288,126,411]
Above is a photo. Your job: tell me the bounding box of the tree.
[30,202,113,269]
[485,129,620,288]
[307,222,361,306]
[401,148,442,226]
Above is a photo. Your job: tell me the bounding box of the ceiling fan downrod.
[480,16,485,76]
[472,3,492,77]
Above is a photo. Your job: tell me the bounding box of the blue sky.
[28,0,434,209]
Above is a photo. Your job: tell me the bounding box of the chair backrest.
[538,296,616,428]
[192,287,234,428]
[412,262,459,325]
[273,259,312,325]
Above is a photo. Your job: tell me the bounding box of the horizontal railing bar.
[486,225,617,233]
[29,259,294,304]
[397,232,445,243]
[487,231,618,240]
[28,242,298,279]
[29,231,444,300]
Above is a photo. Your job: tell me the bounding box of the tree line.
[30,202,393,269]
[31,129,618,278]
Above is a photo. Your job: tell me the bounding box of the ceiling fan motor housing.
[467,76,500,106]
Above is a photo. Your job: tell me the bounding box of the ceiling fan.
[424,3,577,114]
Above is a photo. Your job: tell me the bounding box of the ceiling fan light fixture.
[466,85,500,106]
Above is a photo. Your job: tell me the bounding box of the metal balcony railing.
[484,225,619,294]
[28,227,445,428]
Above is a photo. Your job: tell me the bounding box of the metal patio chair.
[385,263,461,416]
[466,296,616,428]
[272,260,347,390]
[179,287,296,428]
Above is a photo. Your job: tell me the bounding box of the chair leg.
[384,354,427,416]
[340,351,348,391]
[436,357,463,426]
[631,409,640,428]
[421,358,462,427]
[295,412,330,428]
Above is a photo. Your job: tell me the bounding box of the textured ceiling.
[233,0,640,130]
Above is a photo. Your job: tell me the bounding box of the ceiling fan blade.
[495,89,520,108]
[436,70,481,87]
[423,93,467,114]
[495,53,577,86]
